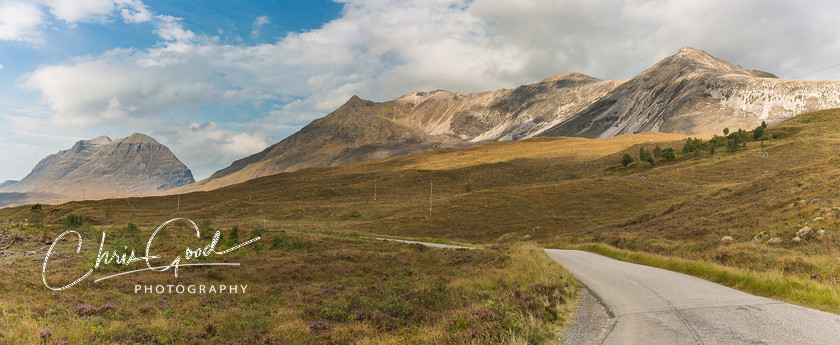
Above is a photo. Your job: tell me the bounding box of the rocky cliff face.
[542,47,840,138]
[1,133,194,197]
[185,47,840,191]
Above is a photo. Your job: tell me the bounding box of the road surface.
[546,249,840,345]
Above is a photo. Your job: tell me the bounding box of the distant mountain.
[1,133,194,199]
[184,47,840,191]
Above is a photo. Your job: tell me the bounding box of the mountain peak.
[87,136,112,145]
[648,47,748,76]
[541,72,601,84]
[671,46,708,57]
[123,133,157,143]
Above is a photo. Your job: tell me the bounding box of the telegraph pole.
[429,181,433,220]
[177,195,180,210]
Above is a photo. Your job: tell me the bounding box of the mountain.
[1,133,194,200]
[184,47,840,191]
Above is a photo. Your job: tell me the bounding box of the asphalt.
[545,249,840,345]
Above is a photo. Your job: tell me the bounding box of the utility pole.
[429,181,433,219]
[177,195,180,210]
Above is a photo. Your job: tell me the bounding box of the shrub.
[661,148,676,161]
[682,137,708,154]
[563,172,581,180]
[620,153,635,167]
[126,221,140,232]
[760,131,788,140]
[464,183,472,192]
[639,147,654,166]
[229,225,240,244]
[30,203,44,225]
[653,146,662,160]
[708,135,726,148]
[272,235,309,250]
[62,213,85,228]
[341,210,362,220]
[723,127,730,136]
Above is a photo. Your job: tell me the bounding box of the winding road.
[547,249,840,345]
[377,238,840,344]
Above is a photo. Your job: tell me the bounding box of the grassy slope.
[4,110,840,315]
[0,225,576,344]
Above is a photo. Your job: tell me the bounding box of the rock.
[811,217,823,223]
[766,237,781,244]
[811,198,821,204]
[752,231,769,243]
[800,199,808,205]
[796,226,812,239]
[792,236,802,243]
[720,236,734,243]
[817,228,826,239]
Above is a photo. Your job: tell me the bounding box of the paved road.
[546,249,840,345]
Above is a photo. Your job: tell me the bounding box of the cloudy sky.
[2,0,840,182]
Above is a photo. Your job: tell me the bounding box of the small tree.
[753,124,765,140]
[661,148,676,161]
[640,147,654,166]
[621,153,635,167]
[709,135,726,148]
[727,129,747,152]
[653,146,662,160]
[723,127,730,136]
[30,204,44,226]
[682,137,708,154]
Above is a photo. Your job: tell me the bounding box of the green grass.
[567,243,840,313]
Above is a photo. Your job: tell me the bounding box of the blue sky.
[2,0,840,183]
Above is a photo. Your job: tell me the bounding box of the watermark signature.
[42,218,260,291]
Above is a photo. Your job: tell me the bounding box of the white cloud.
[250,15,269,39]
[0,0,151,42]
[0,1,44,42]
[145,120,268,179]
[154,14,196,43]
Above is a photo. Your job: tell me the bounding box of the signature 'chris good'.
[41,218,260,291]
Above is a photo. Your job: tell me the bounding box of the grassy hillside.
[0,224,576,344]
[5,109,840,315]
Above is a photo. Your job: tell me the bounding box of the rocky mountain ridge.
[180,47,840,191]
